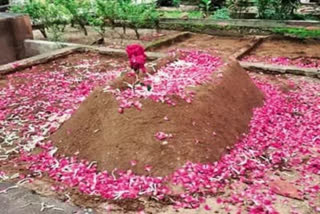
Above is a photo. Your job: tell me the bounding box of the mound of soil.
[51,61,264,176]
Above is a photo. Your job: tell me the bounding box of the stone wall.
[0,13,33,65]
[132,0,156,4]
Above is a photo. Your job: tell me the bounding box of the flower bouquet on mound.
[110,44,149,91]
[110,44,181,92]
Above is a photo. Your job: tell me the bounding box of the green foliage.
[272,27,320,38]
[54,0,91,35]
[88,0,120,37]
[10,0,71,41]
[10,0,91,37]
[255,0,300,20]
[161,10,202,19]
[47,24,64,42]
[122,2,159,39]
[212,7,230,20]
[255,0,270,19]
[173,0,181,7]
[188,11,203,18]
[87,0,159,40]
[11,1,47,24]
[199,0,212,17]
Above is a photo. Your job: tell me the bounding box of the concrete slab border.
[229,36,267,60]
[240,61,320,79]
[0,46,80,76]
[145,31,192,51]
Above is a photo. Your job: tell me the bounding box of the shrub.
[54,0,91,35]
[199,0,212,17]
[212,7,230,20]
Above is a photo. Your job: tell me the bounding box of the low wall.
[156,18,320,38]
[159,18,320,28]
[0,13,33,65]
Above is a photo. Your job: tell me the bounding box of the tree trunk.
[40,28,47,38]
[134,28,140,39]
[80,23,88,36]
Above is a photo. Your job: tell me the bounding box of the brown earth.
[249,36,320,58]
[0,52,127,88]
[0,79,7,88]
[14,51,127,75]
[51,60,264,177]
[155,34,251,58]
[36,52,128,72]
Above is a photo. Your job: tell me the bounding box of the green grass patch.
[272,27,320,38]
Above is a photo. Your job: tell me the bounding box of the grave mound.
[52,59,263,176]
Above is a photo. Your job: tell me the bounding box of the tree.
[123,2,159,39]
[10,0,71,40]
[88,0,120,41]
[54,0,91,35]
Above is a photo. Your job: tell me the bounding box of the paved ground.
[0,182,93,214]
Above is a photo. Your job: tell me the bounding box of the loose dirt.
[0,79,7,88]
[0,52,127,89]
[33,51,128,72]
[249,36,320,58]
[155,34,251,58]
[51,61,264,177]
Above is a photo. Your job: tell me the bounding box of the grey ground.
[0,182,92,214]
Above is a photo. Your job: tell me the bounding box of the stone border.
[159,18,320,28]
[226,36,320,79]
[156,19,320,39]
[229,36,267,60]
[145,32,192,51]
[240,61,320,79]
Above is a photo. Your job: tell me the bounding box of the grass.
[272,27,320,39]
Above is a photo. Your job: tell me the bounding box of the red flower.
[126,44,146,73]
[129,55,146,72]
[126,44,145,58]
